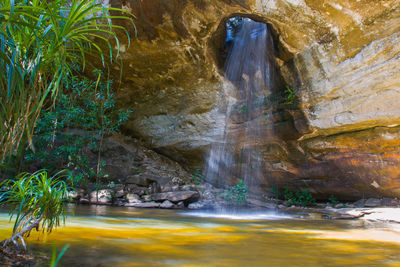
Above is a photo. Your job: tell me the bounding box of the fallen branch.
[0,215,43,250]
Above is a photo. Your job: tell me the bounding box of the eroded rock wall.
[109,0,400,199]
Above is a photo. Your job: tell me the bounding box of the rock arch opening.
[210,14,293,73]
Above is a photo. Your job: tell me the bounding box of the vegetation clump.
[191,169,205,185]
[223,179,248,205]
[0,170,70,249]
[0,0,133,165]
[283,85,296,105]
[284,186,315,207]
[328,195,340,207]
[24,73,131,188]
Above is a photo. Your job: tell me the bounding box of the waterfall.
[205,17,277,198]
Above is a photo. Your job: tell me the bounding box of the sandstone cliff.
[108,0,400,199]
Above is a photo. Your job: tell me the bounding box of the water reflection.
[1,206,400,266]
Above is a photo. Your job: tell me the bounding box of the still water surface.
[1,205,400,266]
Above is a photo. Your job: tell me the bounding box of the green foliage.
[191,169,204,185]
[0,0,134,163]
[284,186,315,207]
[24,74,131,186]
[270,186,281,198]
[239,105,248,113]
[0,170,70,239]
[50,244,70,267]
[283,85,296,105]
[328,195,340,207]
[224,179,248,205]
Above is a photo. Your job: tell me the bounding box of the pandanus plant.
[0,0,134,165]
[0,170,70,249]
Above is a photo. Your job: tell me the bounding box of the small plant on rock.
[270,186,281,199]
[283,85,296,105]
[328,195,340,207]
[224,179,248,205]
[284,186,315,207]
[191,169,205,185]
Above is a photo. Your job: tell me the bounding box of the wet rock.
[114,200,126,206]
[129,186,148,196]
[126,175,151,187]
[114,184,124,191]
[152,191,200,204]
[172,185,180,191]
[79,198,89,204]
[142,195,152,202]
[247,198,277,209]
[161,184,173,192]
[149,182,161,194]
[321,214,332,220]
[68,189,83,200]
[126,193,141,204]
[90,189,112,205]
[125,202,160,208]
[381,198,399,207]
[297,212,311,217]
[115,189,125,198]
[188,202,206,209]
[80,134,191,194]
[200,190,215,202]
[180,185,195,191]
[160,200,175,209]
[364,198,382,207]
[171,177,185,186]
[176,201,185,208]
[353,199,366,208]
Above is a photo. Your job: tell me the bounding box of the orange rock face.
[107,0,400,199]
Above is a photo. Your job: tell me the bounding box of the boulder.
[160,200,175,209]
[115,189,125,198]
[90,189,112,205]
[68,189,84,200]
[126,193,141,204]
[125,202,160,208]
[125,175,151,187]
[188,202,207,210]
[79,198,89,205]
[381,198,400,207]
[151,191,200,204]
[142,195,152,202]
[353,199,366,208]
[364,198,382,207]
[176,201,185,209]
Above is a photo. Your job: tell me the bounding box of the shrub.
[328,195,340,207]
[284,186,315,207]
[0,170,70,249]
[283,85,296,105]
[191,169,205,185]
[270,186,281,198]
[0,0,133,164]
[24,74,132,187]
[224,179,248,205]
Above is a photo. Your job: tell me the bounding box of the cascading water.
[205,17,279,199]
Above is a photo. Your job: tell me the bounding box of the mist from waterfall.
[204,17,277,197]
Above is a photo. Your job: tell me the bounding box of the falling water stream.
[205,18,278,194]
